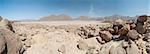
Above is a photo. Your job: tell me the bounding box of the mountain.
[39,14,72,21]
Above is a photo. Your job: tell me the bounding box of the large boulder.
[99,40,124,54]
[77,40,89,50]
[0,17,23,54]
[127,30,139,40]
[109,42,126,54]
[126,40,140,54]
[136,22,147,34]
[137,15,148,23]
[0,33,6,54]
[99,31,113,42]
[0,28,23,54]
[136,15,148,34]
[0,18,14,32]
[117,23,130,36]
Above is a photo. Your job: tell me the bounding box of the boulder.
[112,24,123,35]
[130,23,136,29]
[0,33,6,54]
[58,45,66,54]
[99,31,112,42]
[136,22,146,34]
[137,15,148,23]
[109,43,126,54]
[96,36,105,44]
[143,33,150,42]
[77,40,89,50]
[86,47,99,54]
[118,27,129,36]
[127,30,139,40]
[107,28,115,34]
[0,28,23,54]
[126,40,140,54]
[0,18,14,32]
[122,40,129,48]
[99,41,124,54]
[115,19,125,25]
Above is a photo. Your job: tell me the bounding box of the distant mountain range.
[39,14,72,21]
[18,14,139,21]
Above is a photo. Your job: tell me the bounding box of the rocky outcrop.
[0,16,23,54]
[76,15,150,54]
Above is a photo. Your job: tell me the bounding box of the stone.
[99,41,124,54]
[143,33,150,42]
[0,28,23,54]
[118,27,129,36]
[126,40,140,54]
[115,19,125,25]
[122,41,129,48]
[109,43,126,54]
[127,30,139,40]
[112,24,123,35]
[86,47,98,54]
[99,31,112,42]
[109,40,126,54]
[0,33,6,54]
[107,28,115,34]
[0,18,14,32]
[130,23,136,29]
[137,15,148,23]
[77,40,88,50]
[136,22,147,34]
[58,45,66,54]
[96,36,105,44]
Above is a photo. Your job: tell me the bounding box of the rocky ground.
[13,21,111,54]
[11,15,150,54]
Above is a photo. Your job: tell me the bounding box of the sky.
[0,0,149,20]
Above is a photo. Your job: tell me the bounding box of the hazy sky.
[0,0,149,20]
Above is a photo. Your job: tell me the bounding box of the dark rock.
[136,22,146,34]
[137,15,148,23]
[127,30,139,40]
[99,31,112,42]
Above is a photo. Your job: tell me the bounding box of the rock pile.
[76,15,150,54]
[0,16,23,54]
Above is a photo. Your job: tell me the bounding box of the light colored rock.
[0,18,14,32]
[126,40,140,54]
[58,45,66,54]
[99,41,123,54]
[12,21,150,54]
[77,40,89,50]
[0,28,23,54]
[115,19,125,25]
[0,33,6,54]
[96,36,105,44]
[109,43,126,54]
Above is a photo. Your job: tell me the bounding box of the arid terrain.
[1,15,150,54]
[13,21,111,54]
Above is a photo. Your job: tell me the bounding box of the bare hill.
[39,14,72,21]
